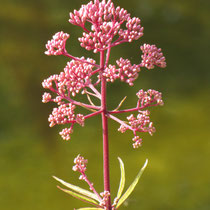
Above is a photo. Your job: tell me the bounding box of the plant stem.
[100,51,111,209]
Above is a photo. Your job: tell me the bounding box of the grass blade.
[116,159,148,208]
[53,176,99,201]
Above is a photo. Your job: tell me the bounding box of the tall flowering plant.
[42,0,166,209]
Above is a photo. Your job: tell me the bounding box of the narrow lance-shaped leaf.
[116,157,125,199]
[116,159,148,208]
[57,186,100,207]
[53,176,100,201]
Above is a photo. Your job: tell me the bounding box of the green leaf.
[53,176,99,201]
[77,208,103,210]
[116,159,148,208]
[57,186,100,207]
[116,157,125,199]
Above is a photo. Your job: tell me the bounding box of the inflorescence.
[42,0,166,149]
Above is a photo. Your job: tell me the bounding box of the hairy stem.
[100,51,111,209]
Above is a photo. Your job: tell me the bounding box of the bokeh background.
[1,0,210,209]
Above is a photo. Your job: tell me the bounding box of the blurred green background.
[1,0,210,209]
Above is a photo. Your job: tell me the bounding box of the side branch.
[108,101,159,114]
[63,51,100,68]
[49,87,100,110]
[106,113,132,130]
[84,110,103,120]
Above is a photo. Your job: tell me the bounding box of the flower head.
[118,111,156,148]
[42,92,52,103]
[70,0,143,53]
[48,103,75,127]
[103,58,140,86]
[72,155,88,174]
[59,127,73,141]
[132,136,143,149]
[45,31,70,56]
[140,44,166,69]
[137,89,164,107]
[58,58,95,96]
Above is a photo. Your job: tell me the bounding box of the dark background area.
[0,0,210,209]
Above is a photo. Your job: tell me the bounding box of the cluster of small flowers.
[118,112,155,148]
[42,0,166,149]
[72,155,88,175]
[116,58,140,86]
[45,31,69,56]
[103,65,119,83]
[99,191,110,209]
[53,96,64,105]
[103,58,140,86]
[42,74,59,89]
[58,58,96,96]
[140,44,166,69]
[48,103,75,127]
[69,0,143,52]
[137,89,164,107]
[42,58,95,97]
[76,114,85,126]
[118,17,144,42]
[132,136,143,149]
[59,127,73,141]
[79,28,115,53]
[42,92,52,103]
[127,113,155,135]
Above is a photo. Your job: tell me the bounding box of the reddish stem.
[84,110,103,120]
[100,51,111,209]
[108,100,159,114]
[80,171,103,202]
[63,51,100,68]
[49,87,100,110]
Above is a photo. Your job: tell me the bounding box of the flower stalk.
[100,51,111,209]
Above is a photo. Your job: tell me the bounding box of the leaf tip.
[117,157,122,162]
[52,175,60,182]
[143,159,148,170]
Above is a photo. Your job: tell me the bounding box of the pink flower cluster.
[132,136,143,149]
[72,155,88,180]
[59,58,96,96]
[42,58,96,97]
[118,111,155,148]
[113,88,163,148]
[128,113,155,135]
[42,92,52,103]
[45,31,69,56]
[42,0,166,148]
[118,17,143,42]
[48,103,75,127]
[99,191,110,209]
[103,58,140,86]
[42,74,59,89]
[72,155,88,173]
[137,89,164,107]
[140,44,166,69]
[69,0,143,53]
[59,127,73,141]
